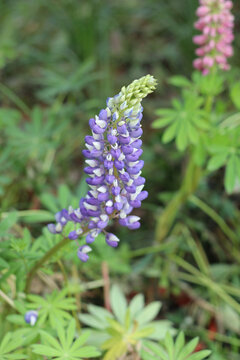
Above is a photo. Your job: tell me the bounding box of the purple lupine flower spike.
[48,75,157,262]
[193,0,234,75]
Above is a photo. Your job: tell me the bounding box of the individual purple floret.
[24,310,38,326]
[48,75,157,262]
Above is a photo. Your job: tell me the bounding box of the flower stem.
[155,155,202,242]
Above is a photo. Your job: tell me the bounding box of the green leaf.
[59,184,72,209]
[169,76,191,88]
[178,337,199,360]
[31,344,61,357]
[72,345,100,358]
[0,212,18,235]
[0,332,27,360]
[27,290,77,327]
[224,155,238,194]
[230,83,240,110]
[132,326,154,339]
[152,117,174,129]
[87,304,113,323]
[175,332,185,358]
[164,332,174,359]
[135,301,161,325]
[162,122,178,143]
[129,294,144,318]
[32,321,100,359]
[80,287,173,359]
[155,332,211,360]
[79,314,107,330]
[40,193,59,213]
[142,340,168,360]
[71,331,91,350]
[110,285,127,324]
[207,154,228,171]
[146,321,174,341]
[187,350,211,360]
[176,123,188,151]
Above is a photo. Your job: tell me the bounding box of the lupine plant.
[47,75,156,261]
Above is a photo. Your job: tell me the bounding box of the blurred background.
[1,0,240,358]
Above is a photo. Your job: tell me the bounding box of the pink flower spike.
[193,0,234,74]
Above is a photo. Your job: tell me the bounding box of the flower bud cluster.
[193,0,234,75]
[48,75,156,262]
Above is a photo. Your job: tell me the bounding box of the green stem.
[25,212,117,293]
[1,210,54,219]
[155,155,202,242]
[0,289,16,309]
[25,236,71,293]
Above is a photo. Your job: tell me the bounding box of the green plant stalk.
[1,209,54,219]
[155,155,202,242]
[25,212,117,292]
[0,289,16,309]
[25,236,71,293]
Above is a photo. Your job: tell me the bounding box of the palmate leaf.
[5,106,68,163]
[32,320,100,360]
[141,332,211,360]
[0,332,27,359]
[36,59,99,102]
[207,128,240,194]
[27,290,77,327]
[80,286,173,360]
[153,91,208,151]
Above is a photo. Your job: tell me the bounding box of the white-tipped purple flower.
[48,75,157,262]
[24,310,38,326]
[106,233,120,247]
[77,245,92,262]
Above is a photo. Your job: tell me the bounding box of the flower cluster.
[48,75,156,262]
[193,0,234,75]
